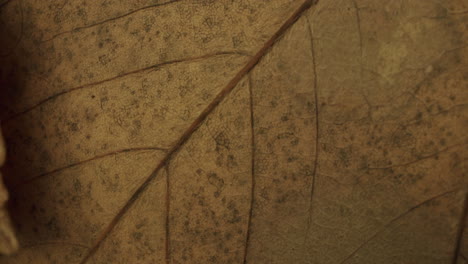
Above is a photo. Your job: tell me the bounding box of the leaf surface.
[0,0,467,263]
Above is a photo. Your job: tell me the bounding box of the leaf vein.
[12,147,167,189]
[41,0,183,43]
[339,189,461,264]
[78,1,316,262]
[3,51,251,123]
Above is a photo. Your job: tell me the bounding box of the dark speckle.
[440,138,446,146]
[214,132,230,150]
[207,172,224,190]
[415,111,423,120]
[132,232,143,241]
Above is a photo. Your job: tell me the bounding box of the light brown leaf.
[0,0,467,263]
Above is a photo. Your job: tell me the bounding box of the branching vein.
[78,1,316,263]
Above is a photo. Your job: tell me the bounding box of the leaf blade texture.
[0,0,467,263]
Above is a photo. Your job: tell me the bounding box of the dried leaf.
[0,0,467,263]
